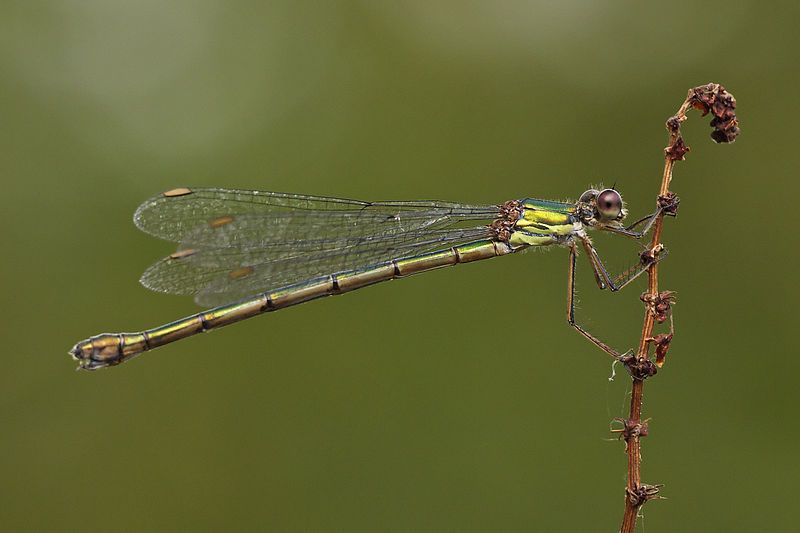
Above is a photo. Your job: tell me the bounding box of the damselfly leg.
[598,208,661,239]
[566,242,625,359]
[579,236,662,292]
[566,236,665,359]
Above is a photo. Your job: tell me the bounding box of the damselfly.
[70,187,663,370]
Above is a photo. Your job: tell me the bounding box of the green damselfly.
[70,187,663,370]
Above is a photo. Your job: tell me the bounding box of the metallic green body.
[509,198,579,247]
[71,188,639,371]
[72,239,516,370]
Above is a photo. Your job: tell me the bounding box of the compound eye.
[596,189,623,220]
[578,189,598,203]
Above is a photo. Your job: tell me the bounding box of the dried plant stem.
[618,84,738,533]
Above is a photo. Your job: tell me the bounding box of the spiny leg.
[581,237,611,290]
[567,241,627,359]
[600,208,662,239]
[579,236,662,292]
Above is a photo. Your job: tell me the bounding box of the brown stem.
[618,84,738,533]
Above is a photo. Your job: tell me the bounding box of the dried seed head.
[619,352,659,381]
[666,115,682,133]
[626,484,664,507]
[687,83,739,143]
[656,291,676,321]
[642,290,676,323]
[651,333,674,367]
[639,244,664,267]
[665,136,690,161]
[657,192,680,216]
[612,417,651,442]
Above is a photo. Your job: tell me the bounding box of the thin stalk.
[618,84,738,533]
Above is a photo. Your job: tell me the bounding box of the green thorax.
[509,197,579,247]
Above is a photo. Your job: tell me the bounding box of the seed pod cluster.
[688,83,740,143]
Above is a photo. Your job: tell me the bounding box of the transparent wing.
[134,188,499,249]
[134,188,503,306]
[141,226,493,306]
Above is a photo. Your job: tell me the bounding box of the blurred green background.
[1,1,797,531]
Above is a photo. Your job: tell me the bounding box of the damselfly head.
[578,188,627,224]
